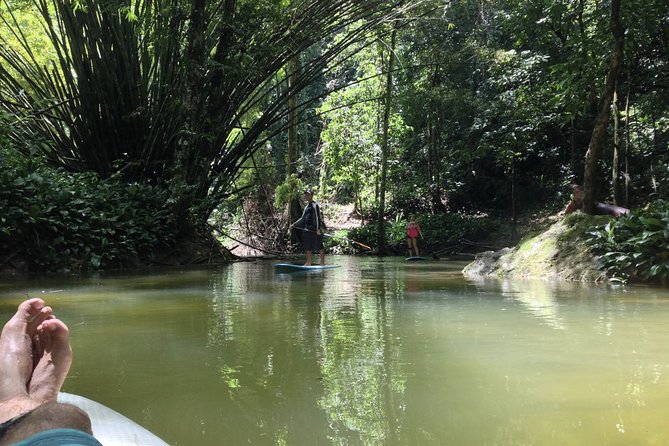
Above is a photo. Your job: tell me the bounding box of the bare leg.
[406,238,412,256]
[319,249,325,266]
[0,298,52,422]
[305,250,313,266]
[0,402,92,446]
[0,299,94,445]
[411,239,420,257]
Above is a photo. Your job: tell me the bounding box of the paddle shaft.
[292,226,372,250]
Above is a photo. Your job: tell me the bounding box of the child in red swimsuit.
[406,220,422,257]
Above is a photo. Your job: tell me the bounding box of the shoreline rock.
[463,214,609,282]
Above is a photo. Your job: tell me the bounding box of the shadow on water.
[1,256,669,445]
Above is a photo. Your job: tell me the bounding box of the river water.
[1,256,668,445]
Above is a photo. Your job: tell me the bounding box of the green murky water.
[1,256,669,445]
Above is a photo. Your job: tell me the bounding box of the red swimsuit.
[407,223,421,239]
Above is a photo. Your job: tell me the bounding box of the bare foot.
[28,318,72,403]
[0,298,53,422]
[0,300,94,445]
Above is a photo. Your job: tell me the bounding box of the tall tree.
[376,27,396,255]
[425,62,447,214]
[0,0,419,236]
[611,88,622,205]
[582,0,625,213]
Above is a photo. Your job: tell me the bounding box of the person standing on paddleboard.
[406,218,422,257]
[291,189,327,266]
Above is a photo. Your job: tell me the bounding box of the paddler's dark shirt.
[295,202,323,231]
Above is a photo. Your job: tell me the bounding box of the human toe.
[2,299,50,337]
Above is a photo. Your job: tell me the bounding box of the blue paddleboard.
[274,263,340,272]
[405,256,427,261]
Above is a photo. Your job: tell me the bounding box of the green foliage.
[346,213,501,252]
[320,37,411,205]
[3,0,668,270]
[587,201,669,282]
[391,0,669,215]
[0,0,415,233]
[343,224,378,252]
[0,2,58,85]
[274,174,305,208]
[0,150,177,272]
[412,213,500,246]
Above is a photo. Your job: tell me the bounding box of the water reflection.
[499,279,566,329]
[204,263,329,444]
[318,266,407,445]
[463,275,669,443]
[1,258,669,445]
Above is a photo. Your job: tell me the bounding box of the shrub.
[274,174,305,208]
[0,150,177,272]
[345,212,502,253]
[587,200,669,282]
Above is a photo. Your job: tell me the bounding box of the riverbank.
[463,213,611,282]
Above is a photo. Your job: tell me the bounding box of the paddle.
[291,226,373,251]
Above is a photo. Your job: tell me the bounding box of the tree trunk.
[174,0,208,235]
[650,113,659,193]
[582,0,624,213]
[376,28,396,255]
[624,89,630,206]
[612,89,622,205]
[286,55,303,234]
[427,66,447,214]
[510,157,518,242]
